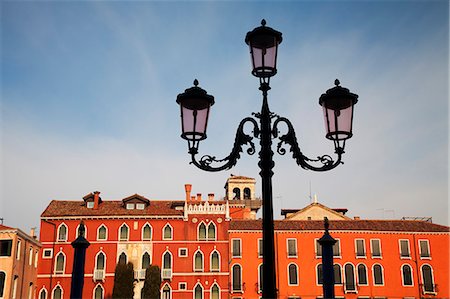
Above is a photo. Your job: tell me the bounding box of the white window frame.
[54,251,66,275]
[178,282,187,290]
[420,263,436,294]
[210,283,221,299]
[178,248,188,257]
[257,238,263,258]
[231,263,243,293]
[141,251,151,270]
[97,224,108,241]
[87,201,95,209]
[356,263,368,286]
[333,239,342,258]
[136,203,145,210]
[34,250,39,268]
[231,239,242,258]
[92,284,104,299]
[29,247,33,265]
[287,263,299,286]
[163,223,173,240]
[38,287,47,299]
[193,282,204,299]
[126,203,135,210]
[15,240,21,260]
[334,263,343,285]
[418,239,431,259]
[76,223,87,238]
[197,222,207,241]
[355,239,366,258]
[287,238,298,258]
[399,239,411,259]
[119,223,130,241]
[142,223,152,241]
[315,238,322,257]
[52,284,64,299]
[162,250,173,280]
[316,263,323,286]
[401,263,414,287]
[117,252,128,265]
[42,248,53,259]
[344,262,357,293]
[161,283,172,299]
[207,222,217,241]
[372,263,384,286]
[57,223,68,242]
[95,251,106,271]
[193,249,204,272]
[370,239,382,258]
[257,263,263,293]
[210,250,220,272]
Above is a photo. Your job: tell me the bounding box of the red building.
[36,176,449,299]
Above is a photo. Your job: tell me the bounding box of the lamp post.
[176,20,358,299]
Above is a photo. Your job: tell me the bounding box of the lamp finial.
[261,19,266,26]
[193,79,199,87]
[334,79,340,86]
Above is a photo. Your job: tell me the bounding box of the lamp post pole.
[318,217,337,299]
[176,20,358,299]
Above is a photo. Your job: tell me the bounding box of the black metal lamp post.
[318,217,337,299]
[176,20,358,299]
[70,221,90,299]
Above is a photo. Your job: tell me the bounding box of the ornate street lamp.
[176,20,359,299]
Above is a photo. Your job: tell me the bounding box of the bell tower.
[224,175,261,218]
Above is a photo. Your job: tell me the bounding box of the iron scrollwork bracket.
[272,116,343,171]
[189,117,260,172]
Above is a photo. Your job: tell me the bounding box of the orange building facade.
[36,175,449,299]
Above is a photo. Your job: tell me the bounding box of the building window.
[233,188,241,199]
[232,264,242,292]
[97,225,107,240]
[12,276,18,299]
[402,264,413,286]
[94,284,104,299]
[357,264,368,285]
[0,272,5,298]
[179,248,188,257]
[55,252,65,274]
[0,240,12,257]
[52,286,62,299]
[142,252,151,270]
[288,263,299,285]
[344,264,356,291]
[118,252,127,265]
[355,239,365,257]
[142,224,152,241]
[16,240,21,260]
[232,239,241,257]
[419,240,430,258]
[76,223,87,238]
[126,203,134,210]
[163,224,173,240]
[258,264,263,293]
[38,288,47,299]
[35,250,39,268]
[243,188,251,199]
[371,239,382,258]
[258,239,263,258]
[211,284,220,299]
[373,264,384,285]
[334,264,342,284]
[198,223,207,240]
[208,222,216,240]
[29,247,33,265]
[162,284,171,299]
[119,224,129,241]
[317,264,323,285]
[194,251,204,272]
[211,250,220,272]
[399,240,410,258]
[178,282,187,290]
[136,203,145,210]
[87,201,94,209]
[28,283,33,299]
[316,239,340,257]
[421,264,435,293]
[57,224,67,242]
[96,252,105,270]
[287,239,297,257]
[162,252,172,279]
[194,284,203,299]
[42,249,53,259]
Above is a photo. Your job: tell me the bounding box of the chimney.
[191,196,196,201]
[93,191,101,210]
[185,184,192,201]
[208,193,214,201]
[354,216,360,220]
[197,193,202,201]
[30,227,36,238]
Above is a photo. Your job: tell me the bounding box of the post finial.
[193,79,199,86]
[324,217,329,233]
[261,19,266,26]
[334,79,340,86]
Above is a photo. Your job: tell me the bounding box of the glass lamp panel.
[181,106,210,141]
[322,104,354,141]
[250,42,278,77]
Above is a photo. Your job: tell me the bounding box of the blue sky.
[1,1,448,232]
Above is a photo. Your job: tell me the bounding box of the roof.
[284,202,351,220]
[230,219,450,232]
[41,200,185,217]
[0,224,15,230]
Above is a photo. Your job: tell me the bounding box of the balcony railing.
[135,269,146,280]
[162,269,172,280]
[93,270,105,281]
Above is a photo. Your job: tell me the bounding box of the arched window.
[317,264,323,284]
[373,264,384,285]
[198,223,207,240]
[207,223,216,240]
[243,188,251,199]
[402,264,413,286]
[211,250,220,272]
[421,264,435,292]
[52,285,62,299]
[76,223,87,238]
[162,252,172,279]
[97,225,107,240]
[0,271,5,298]
[142,252,151,269]
[161,284,171,299]
[194,284,203,299]
[119,224,129,241]
[258,264,263,293]
[55,252,65,274]
[96,252,105,270]
[29,247,33,265]
[344,263,356,291]
[211,284,220,299]
[288,263,298,285]
[57,224,67,241]
[194,251,204,272]
[118,252,127,265]
[357,264,367,285]
[39,288,47,299]
[163,224,172,240]
[334,264,342,284]
[142,224,152,240]
[233,188,241,200]
[232,264,242,291]
[16,240,21,260]
[94,284,104,299]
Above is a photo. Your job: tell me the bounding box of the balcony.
[161,269,172,280]
[135,269,146,280]
[93,270,105,281]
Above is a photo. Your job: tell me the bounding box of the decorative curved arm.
[272,116,343,171]
[189,117,260,172]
